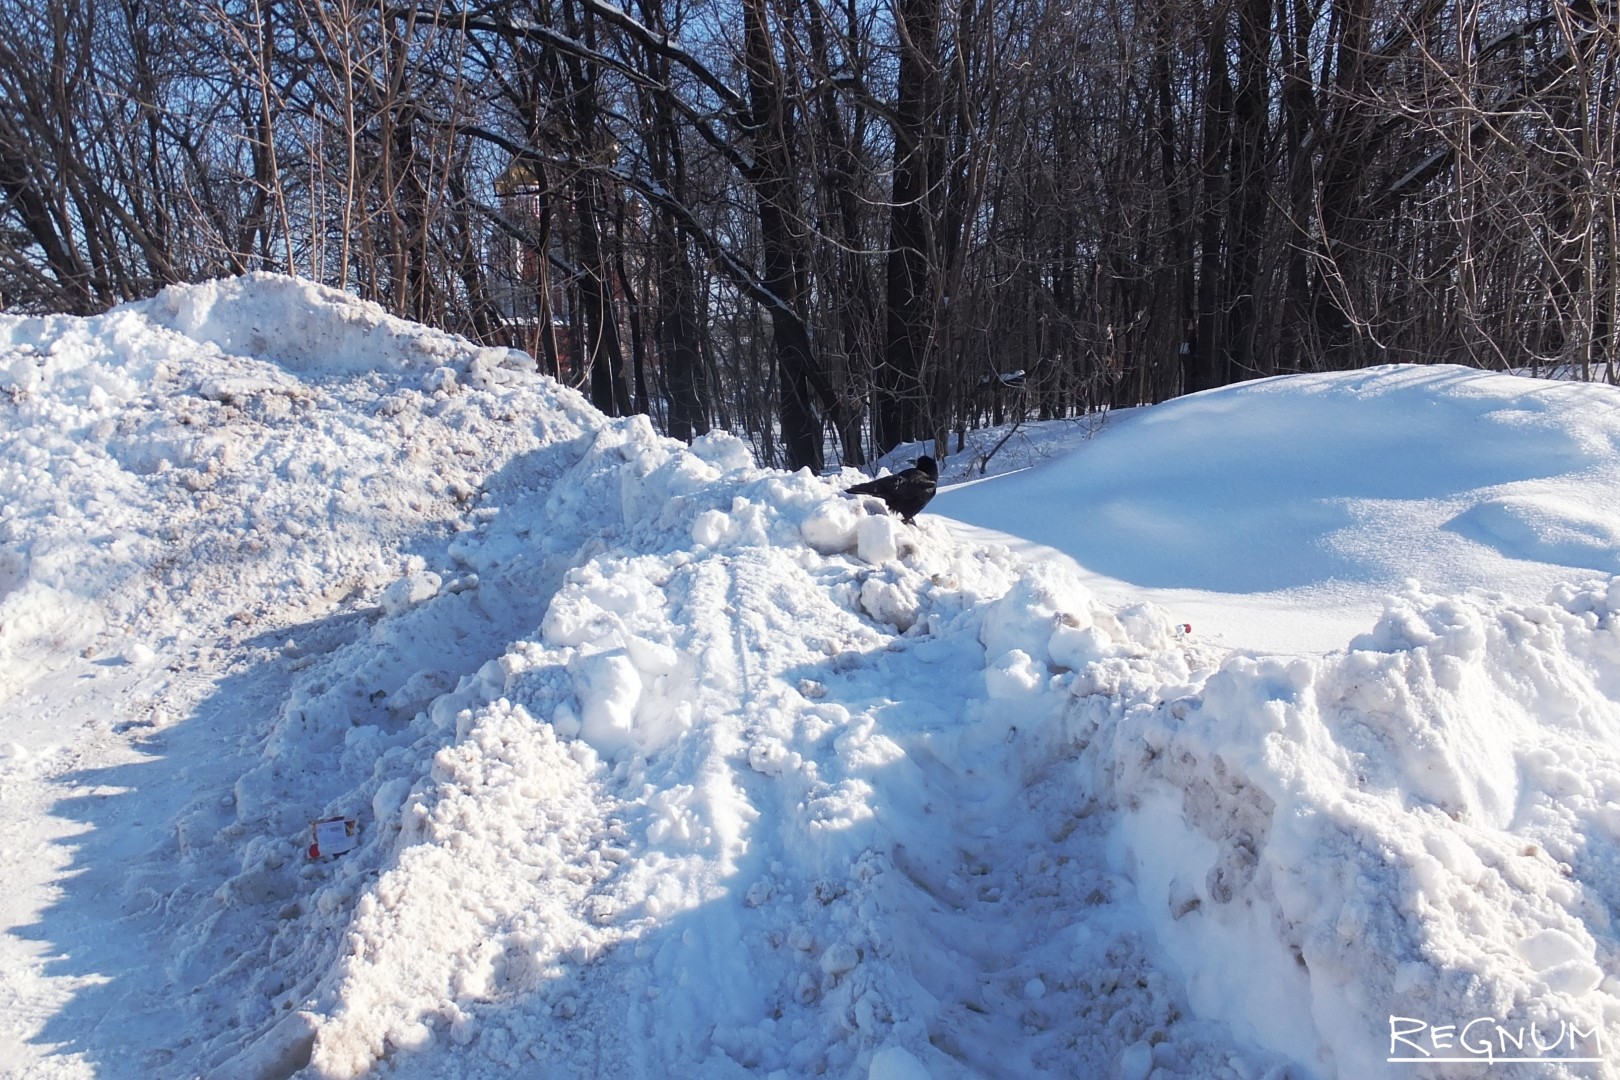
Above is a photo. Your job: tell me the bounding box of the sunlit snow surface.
[938,366,1620,655]
[4,274,1620,1080]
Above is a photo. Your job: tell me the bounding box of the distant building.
[491,160,572,366]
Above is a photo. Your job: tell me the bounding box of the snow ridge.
[282,426,1267,1080]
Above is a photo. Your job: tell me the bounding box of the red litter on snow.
[308,816,359,859]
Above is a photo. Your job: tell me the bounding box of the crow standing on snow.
[845,455,938,525]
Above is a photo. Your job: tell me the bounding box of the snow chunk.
[800,498,860,555]
[691,508,735,548]
[379,571,441,616]
[857,514,913,564]
[1050,623,1110,672]
[542,569,662,647]
[465,346,532,388]
[625,635,678,677]
[868,1046,932,1080]
[387,669,456,719]
[688,430,757,473]
[371,777,413,824]
[819,941,860,977]
[569,649,643,755]
[859,574,921,632]
[202,1010,316,1080]
[120,639,156,665]
[1518,928,1603,994]
[985,649,1046,700]
[979,561,1095,668]
[1117,1042,1153,1080]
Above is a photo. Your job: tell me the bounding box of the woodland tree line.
[0,0,1615,469]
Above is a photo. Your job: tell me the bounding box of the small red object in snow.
[1180,623,1193,635]
[308,815,359,859]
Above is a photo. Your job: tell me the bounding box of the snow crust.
[4,274,1620,1079]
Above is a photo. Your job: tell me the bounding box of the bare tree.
[4,0,1616,465]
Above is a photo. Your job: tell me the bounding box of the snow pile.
[0,273,554,701]
[1100,580,1620,1077]
[6,276,1620,1080]
[940,366,1620,654]
[217,423,1259,1079]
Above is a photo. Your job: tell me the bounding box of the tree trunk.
[877,0,943,453]
[742,0,825,471]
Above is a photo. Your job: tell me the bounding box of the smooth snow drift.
[3,275,1619,1080]
[939,367,1620,654]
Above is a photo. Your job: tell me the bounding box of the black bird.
[845,455,938,525]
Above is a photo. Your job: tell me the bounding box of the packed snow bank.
[5,279,1620,1080]
[1099,579,1620,1077]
